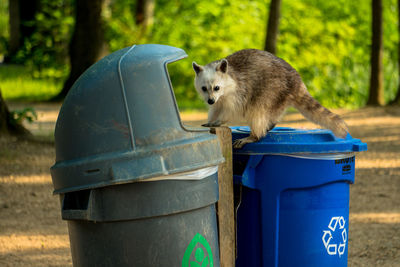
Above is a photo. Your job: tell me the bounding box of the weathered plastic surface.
[62,173,220,267]
[50,44,224,194]
[232,127,367,267]
[49,44,224,266]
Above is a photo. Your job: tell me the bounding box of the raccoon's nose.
[208,99,215,105]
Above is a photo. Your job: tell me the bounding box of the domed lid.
[51,44,224,194]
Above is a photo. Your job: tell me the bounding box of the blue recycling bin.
[232,127,367,267]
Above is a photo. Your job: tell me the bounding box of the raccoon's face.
[192,59,232,105]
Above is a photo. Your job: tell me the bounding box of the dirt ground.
[0,102,399,266]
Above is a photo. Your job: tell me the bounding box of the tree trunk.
[19,0,40,37]
[52,0,106,101]
[5,0,40,62]
[367,0,385,106]
[0,90,31,137]
[134,0,155,40]
[390,0,400,105]
[7,0,21,60]
[264,0,282,54]
[135,0,155,29]
[0,91,9,134]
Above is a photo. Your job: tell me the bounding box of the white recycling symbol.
[322,216,347,257]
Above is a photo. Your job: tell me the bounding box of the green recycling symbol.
[182,233,214,267]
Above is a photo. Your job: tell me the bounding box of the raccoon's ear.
[216,59,228,73]
[192,62,203,74]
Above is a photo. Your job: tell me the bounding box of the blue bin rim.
[231,126,367,155]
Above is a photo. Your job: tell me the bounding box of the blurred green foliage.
[0,65,62,101]
[10,107,37,125]
[0,0,9,56]
[15,0,74,79]
[152,0,266,110]
[0,0,399,109]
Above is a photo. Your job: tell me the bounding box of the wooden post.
[212,126,235,267]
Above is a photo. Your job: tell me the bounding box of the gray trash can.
[50,44,224,267]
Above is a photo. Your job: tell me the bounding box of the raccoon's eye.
[214,86,220,91]
[201,86,207,92]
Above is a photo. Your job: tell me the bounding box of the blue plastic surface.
[231,126,367,154]
[232,127,367,267]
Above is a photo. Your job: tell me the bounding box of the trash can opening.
[167,59,204,111]
[63,190,91,210]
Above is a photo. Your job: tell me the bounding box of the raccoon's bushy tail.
[293,84,349,138]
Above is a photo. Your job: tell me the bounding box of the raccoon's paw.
[233,136,257,149]
[202,121,221,127]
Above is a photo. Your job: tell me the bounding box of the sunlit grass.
[0,65,62,101]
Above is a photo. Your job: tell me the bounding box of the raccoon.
[192,49,348,148]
